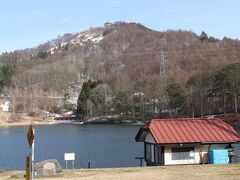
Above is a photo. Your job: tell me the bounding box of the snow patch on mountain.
[70,29,104,46]
[46,28,104,55]
[66,74,89,105]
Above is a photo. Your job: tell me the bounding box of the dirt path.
[2,164,240,180]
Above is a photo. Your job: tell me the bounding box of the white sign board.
[190,151,195,157]
[64,153,75,161]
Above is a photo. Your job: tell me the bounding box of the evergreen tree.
[213,63,240,115]
[76,80,102,120]
[165,82,185,117]
[0,65,16,90]
[200,31,208,42]
[76,82,90,119]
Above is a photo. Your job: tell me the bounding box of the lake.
[0,124,240,170]
[0,124,143,170]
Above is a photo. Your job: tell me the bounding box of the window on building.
[146,143,162,164]
[154,145,161,165]
[146,143,151,161]
[172,147,194,160]
[151,144,154,162]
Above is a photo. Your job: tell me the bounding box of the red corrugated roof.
[136,118,240,144]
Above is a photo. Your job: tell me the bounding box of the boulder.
[34,159,63,178]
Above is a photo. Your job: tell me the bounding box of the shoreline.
[0,112,145,127]
[0,119,144,128]
[0,112,53,128]
[0,120,51,128]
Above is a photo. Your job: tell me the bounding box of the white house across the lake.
[1,101,10,112]
[135,118,240,166]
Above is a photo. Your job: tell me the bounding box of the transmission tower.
[160,48,166,77]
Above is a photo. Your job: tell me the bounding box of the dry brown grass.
[2,164,240,180]
[0,112,50,127]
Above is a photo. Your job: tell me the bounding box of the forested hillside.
[1,22,240,120]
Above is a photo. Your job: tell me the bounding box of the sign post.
[64,153,75,169]
[27,125,35,180]
[26,155,30,180]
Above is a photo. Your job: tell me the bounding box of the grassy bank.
[0,112,51,127]
[2,164,240,180]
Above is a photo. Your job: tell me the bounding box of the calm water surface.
[1,124,240,170]
[0,124,143,170]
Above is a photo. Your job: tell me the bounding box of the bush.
[0,115,6,121]
[8,113,21,122]
[38,51,48,59]
[28,111,39,117]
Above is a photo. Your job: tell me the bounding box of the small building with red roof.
[135,118,240,166]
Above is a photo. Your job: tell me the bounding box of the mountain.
[1,22,240,116]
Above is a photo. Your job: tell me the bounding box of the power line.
[1,45,240,68]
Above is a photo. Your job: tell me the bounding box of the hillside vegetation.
[1,22,240,120]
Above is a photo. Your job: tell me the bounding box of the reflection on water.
[0,128,10,134]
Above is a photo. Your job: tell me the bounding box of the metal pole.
[65,161,68,169]
[31,128,35,180]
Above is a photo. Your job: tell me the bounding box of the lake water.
[0,124,143,170]
[0,124,240,170]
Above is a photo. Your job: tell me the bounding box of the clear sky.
[0,0,239,53]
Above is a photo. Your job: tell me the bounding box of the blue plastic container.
[208,149,228,164]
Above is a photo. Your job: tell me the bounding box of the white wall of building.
[144,132,228,165]
[1,101,9,112]
[164,144,228,165]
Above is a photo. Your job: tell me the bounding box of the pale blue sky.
[0,0,239,53]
